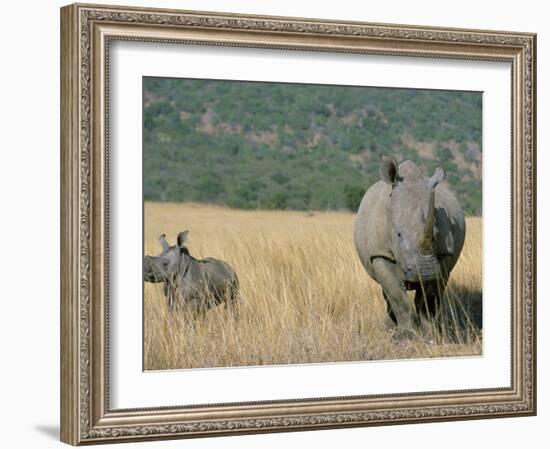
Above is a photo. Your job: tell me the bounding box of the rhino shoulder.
[354,181,395,272]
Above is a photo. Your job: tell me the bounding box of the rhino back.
[200,258,238,286]
[182,257,237,299]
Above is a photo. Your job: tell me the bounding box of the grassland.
[144,202,482,370]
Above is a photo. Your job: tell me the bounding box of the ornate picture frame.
[60,3,536,445]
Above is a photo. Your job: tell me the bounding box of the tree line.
[143,77,482,215]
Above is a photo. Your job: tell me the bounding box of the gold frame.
[60,3,537,445]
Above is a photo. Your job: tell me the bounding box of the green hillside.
[143,77,482,215]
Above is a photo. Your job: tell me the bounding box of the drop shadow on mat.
[34,425,59,441]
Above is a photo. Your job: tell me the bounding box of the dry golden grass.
[144,202,482,370]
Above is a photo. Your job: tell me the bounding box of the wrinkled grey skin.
[353,155,466,336]
[144,231,239,312]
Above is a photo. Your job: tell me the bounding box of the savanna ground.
[144,202,482,370]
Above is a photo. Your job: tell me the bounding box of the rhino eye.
[397,232,402,238]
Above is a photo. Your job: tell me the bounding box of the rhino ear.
[379,155,399,185]
[159,234,170,250]
[177,231,189,249]
[429,167,445,189]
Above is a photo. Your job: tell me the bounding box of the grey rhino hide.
[143,231,239,312]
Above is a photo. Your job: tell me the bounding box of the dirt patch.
[400,133,436,159]
[196,108,242,135]
[349,149,374,164]
[246,130,277,145]
[196,108,216,134]
[306,131,324,149]
[179,110,191,121]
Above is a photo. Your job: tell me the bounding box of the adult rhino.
[353,155,466,337]
[143,231,239,312]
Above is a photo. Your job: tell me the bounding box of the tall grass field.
[144,202,482,370]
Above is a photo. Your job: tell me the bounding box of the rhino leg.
[163,282,175,308]
[415,277,449,338]
[413,282,436,338]
[414,281,439,319]
[372,258,418,335]
[382,291,398,329]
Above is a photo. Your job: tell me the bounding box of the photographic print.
[142,78,483,370]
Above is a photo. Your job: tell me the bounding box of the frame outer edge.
[533,34,537,416]
[528,33,536,415]
[61,4,81,446]
[61,2,537,444]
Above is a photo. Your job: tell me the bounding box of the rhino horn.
[419,189,435,253]
[419,167,445,253]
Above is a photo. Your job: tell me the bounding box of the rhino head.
[379,155,445,284]
[143,231,190,283]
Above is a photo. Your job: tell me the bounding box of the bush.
[344,184,366,211]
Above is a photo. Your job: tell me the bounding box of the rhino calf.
[144,231,239,313]
[354,155,466,338]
